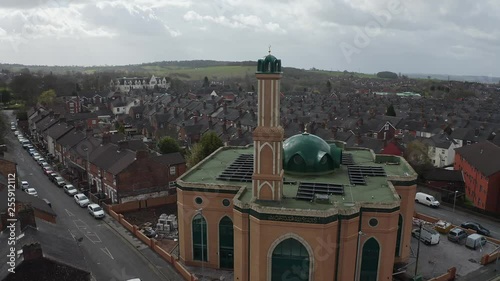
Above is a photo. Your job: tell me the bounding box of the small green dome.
[283,132,341,175]
[257,54,282,73]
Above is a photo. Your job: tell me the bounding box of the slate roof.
[14,189,57,217]
[107,150,137,175]
[423,168,464,182]
[455,141,500,176]
[0,218,89,280]
[151,152,185,166]
[90,144,135,171]
[46,122,74,140]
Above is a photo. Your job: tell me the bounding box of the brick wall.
[428,267,456,281]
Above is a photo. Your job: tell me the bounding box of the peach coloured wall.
[177,188,235,269]
[394,183,417,263]
[428,267,456,281]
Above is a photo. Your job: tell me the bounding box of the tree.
[38,89,56,106]
[186,131,223,168]
[376,71,398,79]
[404,140,433,175]
[117,124,125,134]
[0,88,11,103]
[326,80,332,94]
[158,136,181,154]
[386,104,396,116]
[203,76,209,88]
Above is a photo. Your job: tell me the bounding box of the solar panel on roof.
[347,165,386,185]
[217,154,255,182]
[295,182,344,201]
[341,153,355,165]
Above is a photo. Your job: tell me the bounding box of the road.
[415,202,500,238]
[4,111,183,281]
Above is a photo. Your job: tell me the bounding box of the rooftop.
[177,145,416,213]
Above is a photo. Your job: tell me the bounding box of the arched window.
[192,214,207,261]
[360,238,380,281]
[271,238,310,281]
[219,216,234,269]
[395,215,403,257]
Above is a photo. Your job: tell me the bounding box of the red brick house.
[454,141,500,214]
[381,137,405,156]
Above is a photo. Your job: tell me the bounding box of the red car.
[44,169,54,176]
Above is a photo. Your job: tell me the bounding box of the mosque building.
[176,52,417,281]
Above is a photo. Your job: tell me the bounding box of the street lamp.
[196,208,205,281]
[355,231,365,281]
[453,191,458,213]
[84,147,90,193]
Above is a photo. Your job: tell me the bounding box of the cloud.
[0,0,498,76]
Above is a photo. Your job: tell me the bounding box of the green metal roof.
[177,146,417,211]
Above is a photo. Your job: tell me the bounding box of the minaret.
[252,49,284,201]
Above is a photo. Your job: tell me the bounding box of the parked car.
[49,172,59,181]
[412,226,440,245]
[461,222,491,236]
[28,149,37,156]
[448,228,467,243]
[10,125,16,131]
[74,194,90,207]
[45,170,55,176]
[37,157,46,165]
[54,176,66,188]
[33,154,42,161]
[41,162,50,168]
[14,130,20,136]
[25,188,38,197]
[21,181,30,191]
[63,184,78,196]
[465,234,487,250]
[415,192,440,208]
[42,198,52,208]
[88,204,105,219]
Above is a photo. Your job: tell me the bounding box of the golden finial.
[268,45,271,54]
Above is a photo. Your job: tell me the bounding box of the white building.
[110,75,170,92]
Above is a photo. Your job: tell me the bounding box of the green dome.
[257,54,282,73]
[283,133,342,175]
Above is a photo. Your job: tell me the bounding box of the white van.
[465,234,487,250]
[412,226,440,245]
[415,192,440,208]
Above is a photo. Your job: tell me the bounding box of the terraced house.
[176,54,418,281]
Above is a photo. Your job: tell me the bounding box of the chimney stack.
[208,117,213,129]
[22,243,43,261]
[183,110,189,121]
[222,118,227,134]
[203,101,206,109]
[102,133,111,145]
[237,127,243,138]
[174,107,178,118]
[223,103,228,114]
[18,206,37,231]
[135,150,149,159]
[194,116,198,124]
[356,133,362,145]
[118,140,128,151]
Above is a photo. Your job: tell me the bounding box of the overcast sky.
[0,0,498,77]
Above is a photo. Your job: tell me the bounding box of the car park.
[460,222,490,236]
[88,204,105,219]
[412,226,440,245]
[25,188,38,197]
[447,228,467,243]
[21,181,29,191]
[74,194,90,207]
[415,192,440,208]
[63,184,78,196]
